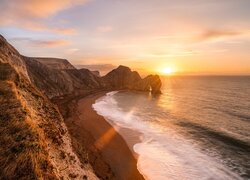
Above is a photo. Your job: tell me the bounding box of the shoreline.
[60,91,145,180]
[103,119,143,159]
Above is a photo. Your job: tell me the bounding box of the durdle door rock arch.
[103,65,162,94]
[135,74,162,94]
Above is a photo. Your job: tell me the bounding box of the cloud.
[3,21,77,35]
[54,28,77,35]
[0,0,89,34]
[10,37,70,47]
[32,39,70,47]
[0,0,89,18]
[198,30,242,41]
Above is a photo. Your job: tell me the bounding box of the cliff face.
[0,35,30,82]
[0,35,98,179]
[24,60,162,99]
[23,57,104,98]
[78,68,104,88]
[35,57,75,70]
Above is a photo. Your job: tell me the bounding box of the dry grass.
[0,75,56,179]
[0,37,98,179]
[0,63,92,179]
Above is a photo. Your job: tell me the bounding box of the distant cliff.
[34,57,76,70]
[0,35,162,99]
[23,56,104,98]
[23,60,162,98]
[103,65,162,94]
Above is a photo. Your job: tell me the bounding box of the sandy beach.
[63,92,144,180]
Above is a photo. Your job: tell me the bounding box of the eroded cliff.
[0,35,98,179]
[24,59,162,99]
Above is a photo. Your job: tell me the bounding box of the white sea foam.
[92,91,241,180]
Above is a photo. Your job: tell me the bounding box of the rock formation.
[136,75,162,94]
[24,59,162,98]
[102,65,141,89]
[23,57,105,98]
[103,65,162,93]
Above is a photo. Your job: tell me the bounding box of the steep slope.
[0,35,98,179]
[78,68,104,88]
[0,35,30,81]
[23,57,102,98]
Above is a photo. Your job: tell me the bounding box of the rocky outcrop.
[0,35,30,81]
[135,75,162,94]
[102,65,141,89]
[102,65,162,94]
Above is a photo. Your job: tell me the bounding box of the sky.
[0,0,250,75]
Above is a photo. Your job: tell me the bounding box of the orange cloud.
[0,0,89,34]
[10,37,70,47]
[1,0,89,18]
[54,28,77,35]
[33,39,70,47]
[198,30,242,41]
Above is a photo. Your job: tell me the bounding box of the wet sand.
[67,92,144,180]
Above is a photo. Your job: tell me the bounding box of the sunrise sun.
[160,67,175,75]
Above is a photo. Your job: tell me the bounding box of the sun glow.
[160,67,175,75]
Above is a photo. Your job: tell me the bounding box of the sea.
[92,76,250,180]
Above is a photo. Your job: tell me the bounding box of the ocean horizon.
[93,76,250,180]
